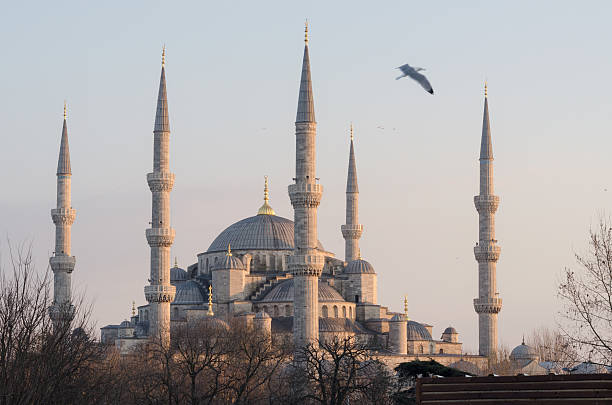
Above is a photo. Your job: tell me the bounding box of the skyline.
[2,1,612,353]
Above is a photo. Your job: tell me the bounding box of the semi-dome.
[345,258,375,274]
[173,280,206,305]
[260,279,344,303]
[510,342,538,361]
[207,214,325,253]
[407,320,432,340]
[443,326,458,334]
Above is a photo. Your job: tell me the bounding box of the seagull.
[396,63,434,94]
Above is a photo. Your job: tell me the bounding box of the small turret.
[212,244,245,319]
[388,313,408,355]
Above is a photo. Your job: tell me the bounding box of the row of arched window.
[259,304,354,319]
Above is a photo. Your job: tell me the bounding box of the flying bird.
[396,64,434,94]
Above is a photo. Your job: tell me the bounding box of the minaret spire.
[341,123,363,262]
[144,48,176,345]
[257,176,276,215]
[289,24,324,348]
[473,83,502,357]
[49,103,77,326]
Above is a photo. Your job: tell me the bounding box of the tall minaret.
[473,83,502,357]
[288,22,324,348]
[341,124,363,263]
[144,48,176,344]
[49,103,77,325]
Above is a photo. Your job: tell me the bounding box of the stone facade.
[473,85,502,357]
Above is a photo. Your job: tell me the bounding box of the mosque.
[48,25,537,372]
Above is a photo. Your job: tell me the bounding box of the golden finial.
[207,285,214,316]
[304,19,309,44]
[403,296,408,315]
[174,257,178,268]
[132,301,136,317]
[63,101,67,120]
[350,122,354,141]
[226,243,232,256]
[484,81,488,98]
[257,176,276,215]
[162,45,166,67]
[358,249,362,260]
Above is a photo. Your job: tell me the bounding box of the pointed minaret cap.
[480,82,493,160]
[347,123,359,193]
[296,22,315,123]
[57,102,72,175]
[154,47,170,133]
[257,176,276,215]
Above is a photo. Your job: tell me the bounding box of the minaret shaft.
[341,132,362,263]
[144,58,176,344]
[288,34,324,348]
[50,112,76,324]
[473,91,502,357]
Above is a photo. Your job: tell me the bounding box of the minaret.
[288,22,324,348]
[49,103,77,325]
[341,124,363,263]
[473,83,502,357]
[144,47,176,344]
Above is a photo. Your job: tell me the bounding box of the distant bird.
[376,126,385,130]
[396,64,434,94]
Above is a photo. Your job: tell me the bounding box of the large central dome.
[207,213,325,253]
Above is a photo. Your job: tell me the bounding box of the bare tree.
[0,244,103,405]
[292,336,393,405]
[527,327,577,369]
[559,217,612,366]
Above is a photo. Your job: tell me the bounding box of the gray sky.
[1,0,612,353]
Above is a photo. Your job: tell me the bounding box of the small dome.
[345,258,375,274]
[119,320,131,328]
[391,314,407,322]
[255,310,271,319]
[443,326,458,334]
[406,321,432,340]
[173,280,206,305]
[214,250,245,270]
[260,279,344,303]
[170,266,188,282]
[200,316,229,330]
[510,342,538,361]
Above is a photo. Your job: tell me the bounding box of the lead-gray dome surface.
[345,258,375,274]
[259,279,344,303]
[173,280,206,305]
[207,214,324,253]
[407,321,432,340]
[510,343,538,361]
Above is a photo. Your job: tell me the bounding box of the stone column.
[473,84,502,357]
[145,49,176,345]
[49,104,76,326]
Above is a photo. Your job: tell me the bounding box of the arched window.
[322,305,328,318]
[285,305,291,317]
[263,306,268,314]
[419,345,424,354]
[205,258,209,272]
[173,307,179,319]
[342,306,347,318]
[439,348,444,354]
[349,307,352,318]
[333,305,338,318]
[144,310,149,321]
[273,305,279,317]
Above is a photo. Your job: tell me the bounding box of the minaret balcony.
[341,224,363,239]
[474,195,500,214]
[144,284,176,303]
[473,297,502,314]
[474,244,501,262]
[147,172,175,192]
[146,228,175,247]
[288,183,323,207]
[49,255,76,273]
[288,254,324,277]
[51,208,76,225]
